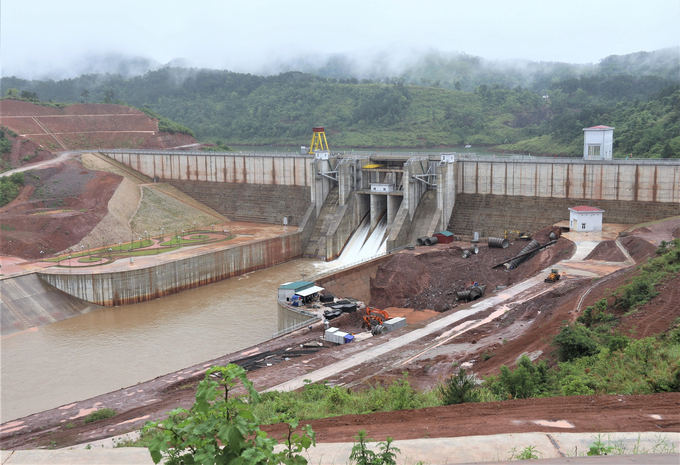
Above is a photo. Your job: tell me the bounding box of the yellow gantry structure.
[309,126,330,154]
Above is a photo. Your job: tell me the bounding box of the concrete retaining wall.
[276,301,320,332]
[315,255,391,304]
[458,160,679,203]
[168,181,311,226]
[103,151,314,187]
[0,273,102,335]
[38,234,302,306]
[448,193,680,238]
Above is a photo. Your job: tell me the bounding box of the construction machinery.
[362,307,390,330]
[544,268,561,283]
[308,127,330,154]
[505,230,532,240]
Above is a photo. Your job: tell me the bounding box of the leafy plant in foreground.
[143,364,315,464]
[349,429,400,465]
[507,445,542,460]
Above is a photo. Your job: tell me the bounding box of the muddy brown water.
[1,258,336,423]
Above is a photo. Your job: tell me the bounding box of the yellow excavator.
[505,230,532,240]
[545,268,560,283]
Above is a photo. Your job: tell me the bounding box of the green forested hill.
[2,48,678,157]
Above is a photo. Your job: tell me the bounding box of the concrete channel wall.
[315,255,391,304]
[102,150,314,187]
[276,300,320,334]
[458,159,680,203]
[37,234,302,306]
[0,273,103,335]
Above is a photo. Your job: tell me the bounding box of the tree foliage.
[143,364,315,465]
[0,172,25,207]
[1,48,677,155]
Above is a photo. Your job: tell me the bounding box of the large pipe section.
[456,285,485,302]
[424,236,439,246]
[488,237,509,248]
[505,239,541,269]
[416,236,429,246]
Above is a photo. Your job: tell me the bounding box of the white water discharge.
[335,215,388,267]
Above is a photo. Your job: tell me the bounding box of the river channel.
[1,258,336,423]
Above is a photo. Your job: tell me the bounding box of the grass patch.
[252,376,439,424]
[1,223,15,231]
[83,408,117,424]
[45,239,154,262]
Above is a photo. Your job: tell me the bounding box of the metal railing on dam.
[104,148,314,158]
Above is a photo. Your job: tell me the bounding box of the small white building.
[583,125,614,160]
[568,206,604,232]
[370,182,395,193]
[440,153,456,163]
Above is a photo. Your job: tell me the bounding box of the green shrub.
[553,324,600,361]
[83,408,116,423]
[614,277,658,311]
[488,355,550,399]
[0,170,26,206]
[438,368,480,405]
[559,374,595,396]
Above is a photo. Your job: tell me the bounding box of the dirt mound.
[0,159,122,259]
[619,235,657,263]
[370,230,575,311]
[584,240,627,262]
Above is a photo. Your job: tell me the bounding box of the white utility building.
[583,125,614,160]
[568,206,604,232]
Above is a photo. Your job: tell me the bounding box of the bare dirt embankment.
[0,159,124,258]
[0,152,228,260]
[0,100,196,170]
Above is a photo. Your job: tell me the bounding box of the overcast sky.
[2,0,679,79]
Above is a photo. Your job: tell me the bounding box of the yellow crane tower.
[308,127,330,154]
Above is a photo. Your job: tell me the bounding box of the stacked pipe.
[505,239,541,269]
[488,237,509,248]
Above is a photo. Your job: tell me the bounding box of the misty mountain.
[2,48,678,157]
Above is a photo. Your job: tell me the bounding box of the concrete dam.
[18,149,677,318]
[104,149,679,255]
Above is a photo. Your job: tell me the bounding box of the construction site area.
[1,103,679,463]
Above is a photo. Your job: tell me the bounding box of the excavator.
[362,307,390,330]
[505,230,532,240]
[544,268,561,283]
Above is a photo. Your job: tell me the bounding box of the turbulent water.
[336,215,388,266]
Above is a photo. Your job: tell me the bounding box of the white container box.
[384,317,406,332]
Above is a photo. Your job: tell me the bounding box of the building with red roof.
[568,205,604,231]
